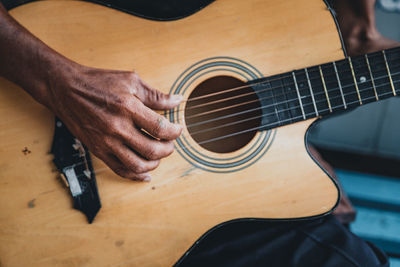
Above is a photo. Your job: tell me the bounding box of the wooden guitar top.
[0,0,343,265]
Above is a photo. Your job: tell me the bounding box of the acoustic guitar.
[1,0,399,266]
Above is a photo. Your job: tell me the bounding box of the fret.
[382,50,396,96]
[348,55,376,105]
[292,72,306,120]
[280,73,304,123]
[332,61,347,109]
[334,59,360,108]
[305,68,319,116]
[348,57,362,104]
[366,51,393,99]
[295,69,319,118]
[385,47,400,95]
[320,63,346,111]
[268,74,292,124]
[306,66,330,116]
[365,54,379,101]
[318,66,332,112]
[252,47,400,130]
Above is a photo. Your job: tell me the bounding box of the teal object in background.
[335,169,400,265]
[377,0,400,13]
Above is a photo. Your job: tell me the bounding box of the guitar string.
[70,80,397,161]
[58,159,107,179]
[176,48,400,105]
[68,85,392,177]
[182,72,399,129]
[182,90,398,147]
[67,78,394,180]
[67,87,397,178]
[183,70,397,121]
[69,74,399,154]
[62,50,400,176]
[68,71,398,160]
[187,80,397,136]
[181,48,400,103]
[66,55,400,158]
[171,58,400,116]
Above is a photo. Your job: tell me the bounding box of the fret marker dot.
[360,76,366,83]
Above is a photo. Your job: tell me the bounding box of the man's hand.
[47,65,183,181]
[0,3,182,181]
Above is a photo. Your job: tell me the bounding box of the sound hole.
[185,76,262,153]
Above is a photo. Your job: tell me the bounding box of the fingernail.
[171,94,183,104]
[143,175,152,182]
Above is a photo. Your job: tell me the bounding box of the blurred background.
[309,1,400,264]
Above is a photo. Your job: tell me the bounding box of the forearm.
[0,3,182,180]
[333,0,399,56]
[0,3,74,108]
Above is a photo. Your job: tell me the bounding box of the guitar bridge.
[50,117,101,223]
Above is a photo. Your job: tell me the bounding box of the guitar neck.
[257,46,400,130]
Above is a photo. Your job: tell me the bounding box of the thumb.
[135,80,183,110]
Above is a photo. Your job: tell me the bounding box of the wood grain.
[0,0,344,266]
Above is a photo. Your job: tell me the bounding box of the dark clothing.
[178,216,388,267]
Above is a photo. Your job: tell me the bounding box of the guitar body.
[0,0,343,266]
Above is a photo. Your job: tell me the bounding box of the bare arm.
[0,3,182,181]
[333,0,399,56]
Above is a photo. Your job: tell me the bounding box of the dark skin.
[333,0,399,56]
[0,0,398,182]
[0,3,182,181]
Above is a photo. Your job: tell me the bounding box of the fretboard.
[254,46,400,130]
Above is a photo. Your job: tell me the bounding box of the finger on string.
[134,101,182,140]
[135,79,183,110]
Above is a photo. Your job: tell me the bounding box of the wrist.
[38,54,77,109]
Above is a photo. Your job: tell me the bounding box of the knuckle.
[108,121,123,136]
[112,123,127,139]
[154,89,167,104]
[151,116,167,136]
[165,142,175,156]
[145,146,159,160]
[112,94,125,106]
[134,162,147,173]
[113,166,130,178]
[103,136,114,149]
[119,96,133,108]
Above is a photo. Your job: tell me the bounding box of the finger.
[135,79,183,110]
[112,142,160,174]
[134,101,182,140]
[100,153,152,181]
[121,128,175,160]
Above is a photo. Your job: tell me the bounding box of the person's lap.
[178,215,388,267]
